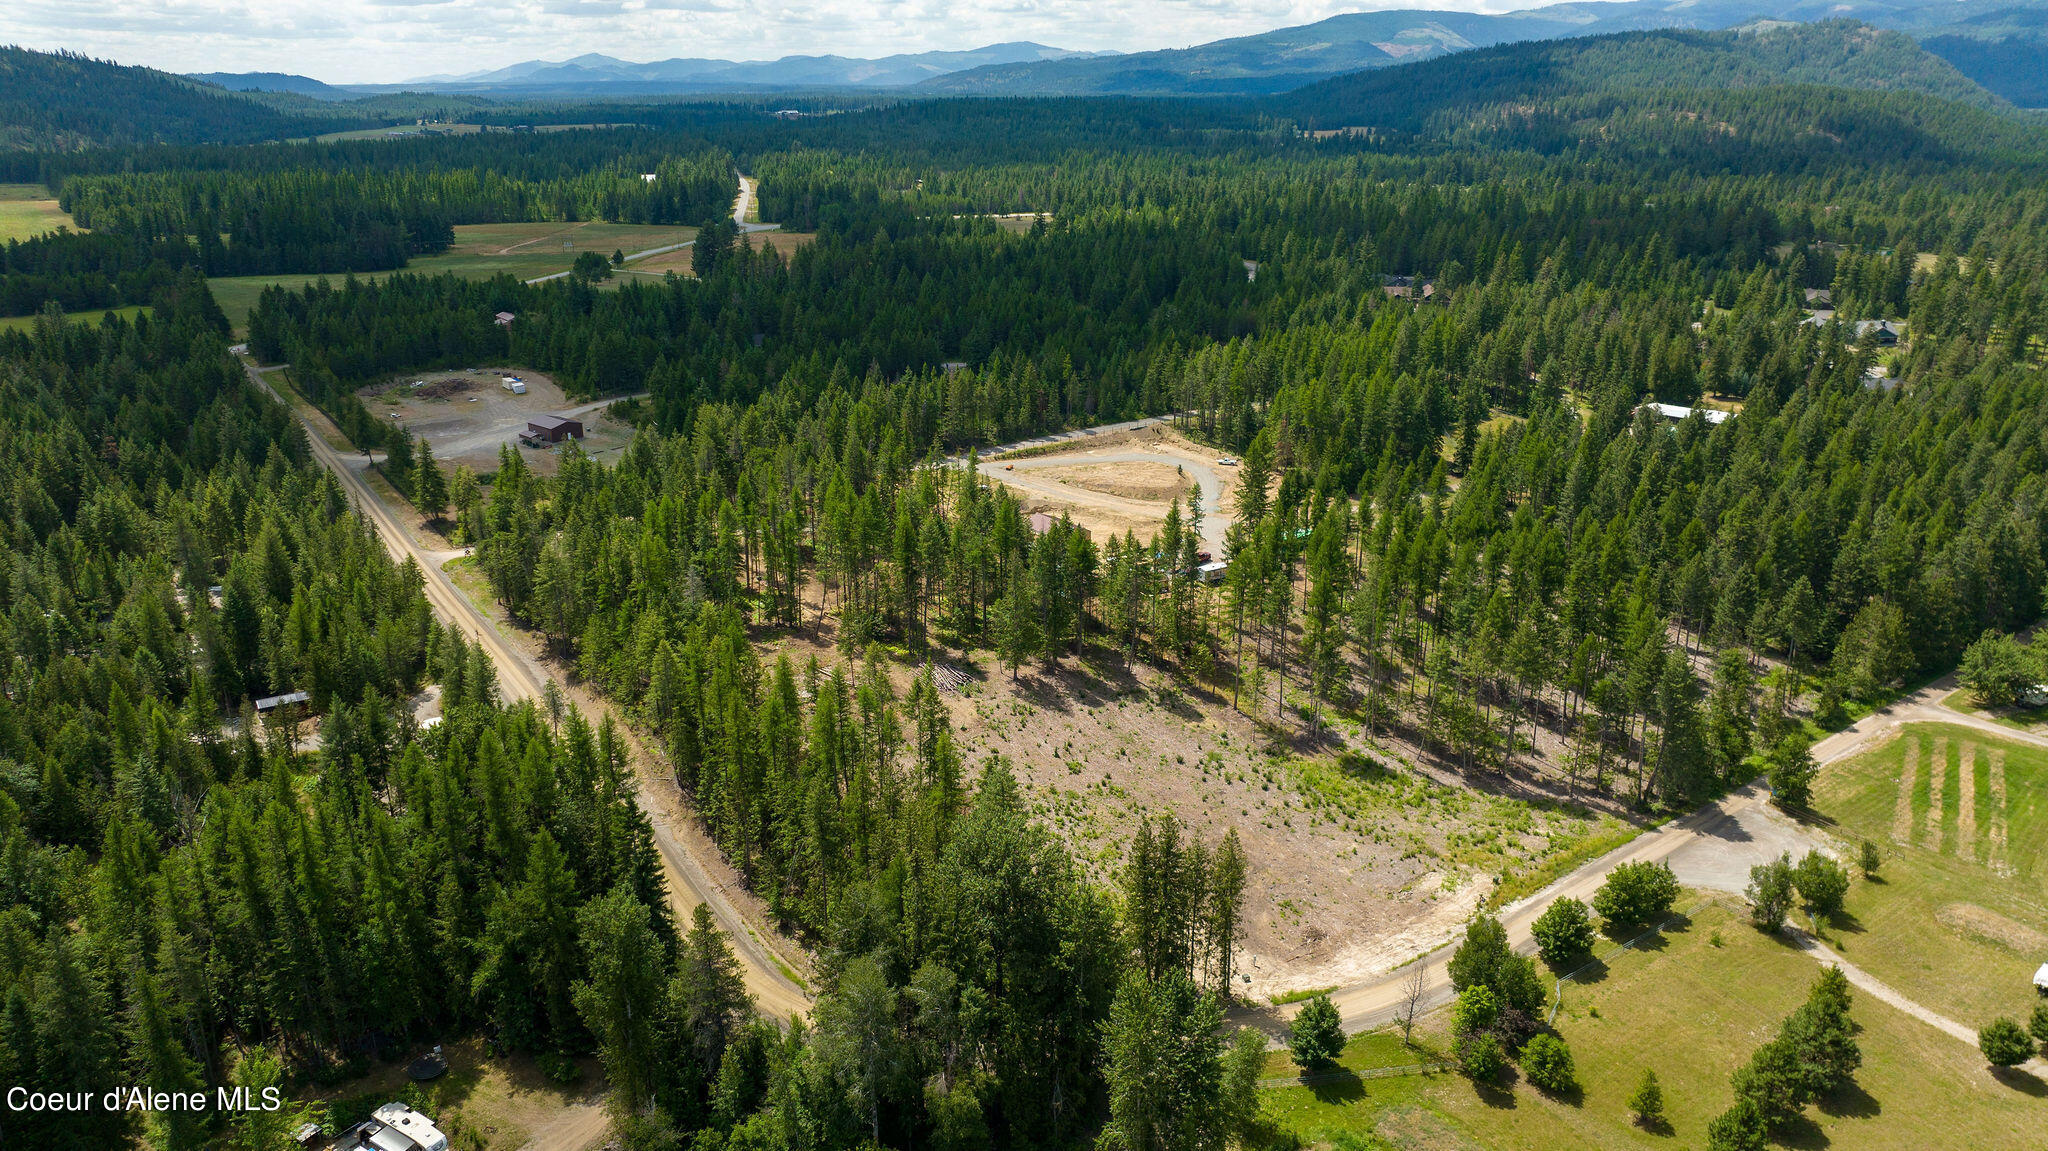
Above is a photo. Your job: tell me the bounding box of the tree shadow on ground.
[1549,955,1609,985]
[1473,1066,1520,1109]
[1776,1111,1832,1149]
[1816,1078,1881,1119]
[1990,1066,2048,1097]
[1308,1068,1365,1105]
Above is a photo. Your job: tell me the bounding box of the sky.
[0,0,1555,84]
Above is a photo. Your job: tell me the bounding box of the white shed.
[2034,962,2048,993]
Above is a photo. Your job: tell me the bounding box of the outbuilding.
[526,415,582,444]
[494,311,515,327]
[254,691,311,713]
[2035,962,2048,994]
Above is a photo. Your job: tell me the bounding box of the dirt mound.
[415,376,474,399]
[1935,903,2048,955]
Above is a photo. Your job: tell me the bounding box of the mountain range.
[189,0,2048,105]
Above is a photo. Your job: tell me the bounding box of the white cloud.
[0,0,1559,83]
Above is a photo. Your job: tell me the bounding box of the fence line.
[1257,1060,1452,1090]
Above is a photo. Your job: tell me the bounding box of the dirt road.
[246,361,813,1022]
[525,173,774,284]
[1293,677,2018,1036]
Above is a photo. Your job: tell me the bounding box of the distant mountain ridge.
[917,0,2048,102]
[187,71,355,100]
[387,43,1112,93]
[1276,22,2005,132]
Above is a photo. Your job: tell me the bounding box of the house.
[494,311,515,327]
[1380,274,1435,300]
[525,415,582,444]
[641,173,658,183]
[773,109,803,120]
[1862,365,1897,391]
[1803,288,1833,310]
[1853,320,1902,346]
[1028,512,1057,535]
[254,691,311,713]
[1638,402,1732,426]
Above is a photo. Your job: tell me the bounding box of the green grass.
[208,220,698,332]
[0,305,145,332]
[1269,985,1339,1007]
[0,185,75,243]
[1263,902,2046,1149]
[1282,751,1636,902]
[1809,722,2048,1026]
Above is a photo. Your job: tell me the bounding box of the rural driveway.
[1276,671,2043,1075]
[243,360,814,1023]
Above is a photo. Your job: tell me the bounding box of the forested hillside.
[0,47,321,151]
[1282,22,2003,130]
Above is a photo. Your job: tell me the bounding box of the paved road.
[1293,676,2023,1038]
[243,361,814,1022]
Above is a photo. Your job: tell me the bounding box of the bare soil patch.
[1036,459,1198,502]
[1935,902,2048,955]
[982,425,1242,551]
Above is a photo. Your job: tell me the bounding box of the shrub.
[1979,1016,2034,1067]
[1793,851,1850,920]
[2031,1001,2048,1053]
[1520,1033,1577,1094]
[1593,861,1679,932]
[1627,1068,1665,1126]
[1450,985,1499,1038]
[1857,839,1882,878]
[1455,1031,1505,1083]
[1532,897,1595,967]
[1286,993,1345,1069]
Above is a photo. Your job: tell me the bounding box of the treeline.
[0,136,736,316]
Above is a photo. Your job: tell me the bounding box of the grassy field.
[1810,722,2048,1027]
[0,183,75,242]
[0,305,145,333]
[1262,901,2044,1150]
[207,220,699,331]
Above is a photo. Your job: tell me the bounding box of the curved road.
[979,451,1228,554]
[244,362,813,1024]
[525,173,776,284]
[1288,675,2039,1037]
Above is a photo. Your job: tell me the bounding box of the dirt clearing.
[358,368,635,476]
[980,424,1242,552]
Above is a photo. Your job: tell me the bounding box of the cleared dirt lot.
[358,368,634,476]
[980,425,1239,552]
[757,621,1627,1001]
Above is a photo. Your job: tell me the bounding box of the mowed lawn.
[1811,722,2048,1027]
[1263,902,2044,1150]
[207,220,699,331]
[0,183,76,242]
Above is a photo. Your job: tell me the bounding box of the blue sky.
[0,0,1549,83]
